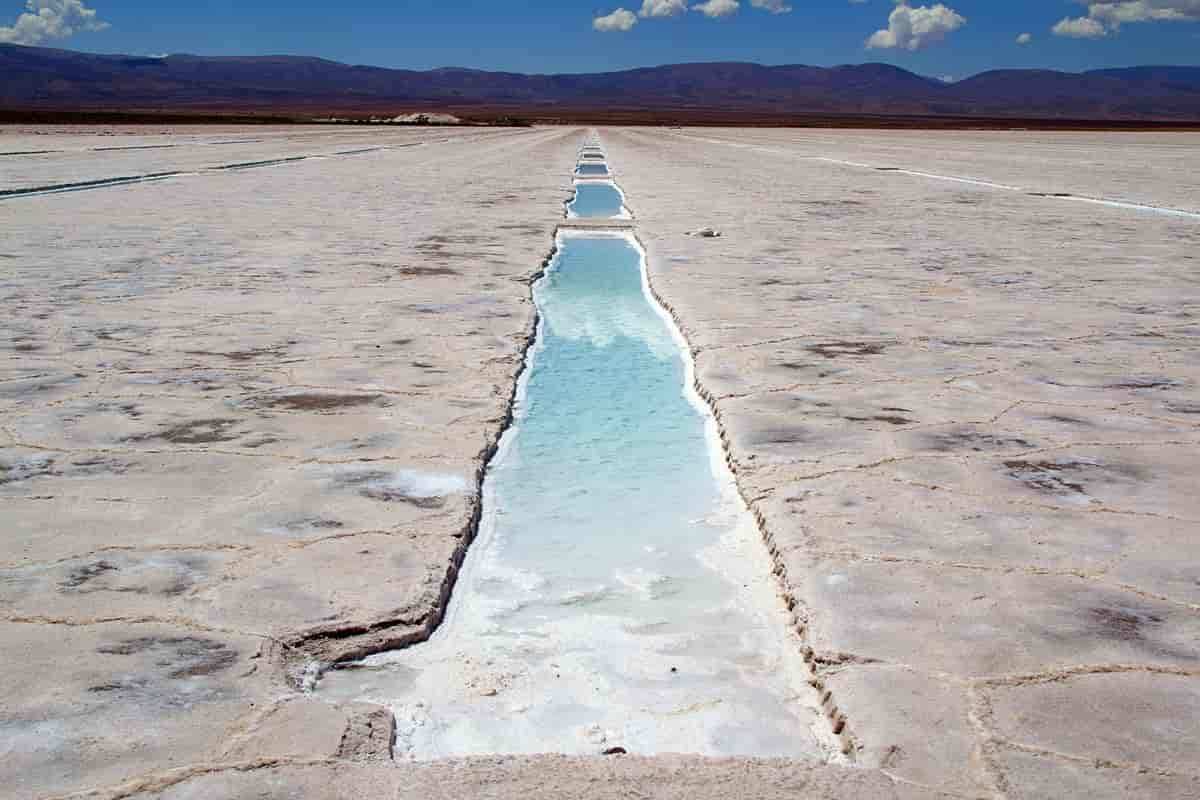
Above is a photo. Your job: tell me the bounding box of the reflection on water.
[320,235,824,761]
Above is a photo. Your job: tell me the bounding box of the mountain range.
[3,43,1200,121]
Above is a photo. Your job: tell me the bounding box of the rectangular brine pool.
[319,233,830,762]
[568,182,627,219]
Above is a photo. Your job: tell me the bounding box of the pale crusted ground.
[76,756,934,800]
[1,125,915,800]
[660,129,1200,212]
[0,125,584,798]
[3,125,1197,799]
[603,127,1200,799]
[0,125,500,192]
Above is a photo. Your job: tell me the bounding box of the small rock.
[689,227,722,238]
[602,747,628,756]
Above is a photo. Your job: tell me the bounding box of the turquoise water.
[494,236,713,588]
[567,182,625,218]
[576,163,610,176]
[320,234,824,759]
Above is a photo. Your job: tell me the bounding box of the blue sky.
[2,1,1199,78]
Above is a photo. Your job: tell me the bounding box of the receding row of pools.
[320,138,831,761]
[569,145,625,218]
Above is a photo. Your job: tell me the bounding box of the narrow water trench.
[320,142,830,762]
[575,162,610,177]
[567,181,629,219]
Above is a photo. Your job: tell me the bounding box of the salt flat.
[0,124,583,798]
[657,128,1200,213]
[605,127,1200,798]
[1,125,1197,799]
[0,125,505,192]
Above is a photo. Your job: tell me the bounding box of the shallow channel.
[321,228,828,760]
[567,181,628,219]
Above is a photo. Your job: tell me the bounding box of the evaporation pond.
[576,163,609,176]
[568,182,625,218]
[320,234,824,760]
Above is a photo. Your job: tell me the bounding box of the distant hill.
[2,44,1199,121]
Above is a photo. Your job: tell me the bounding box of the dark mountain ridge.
[3,43,1199,120]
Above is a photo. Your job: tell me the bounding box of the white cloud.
[1016,31,1033,44]
[639,0,688,17]
[750,0,793,13]
[593,7,638,31]
[0,0,109,45]
[692,0,740,17]
[1054,1,1200,37]
[1052,16,1108,37]
[602,0,781,26]
[866,2,967,51]
[1088,0,1200,24]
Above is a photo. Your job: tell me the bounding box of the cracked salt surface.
[320,232,829,761]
